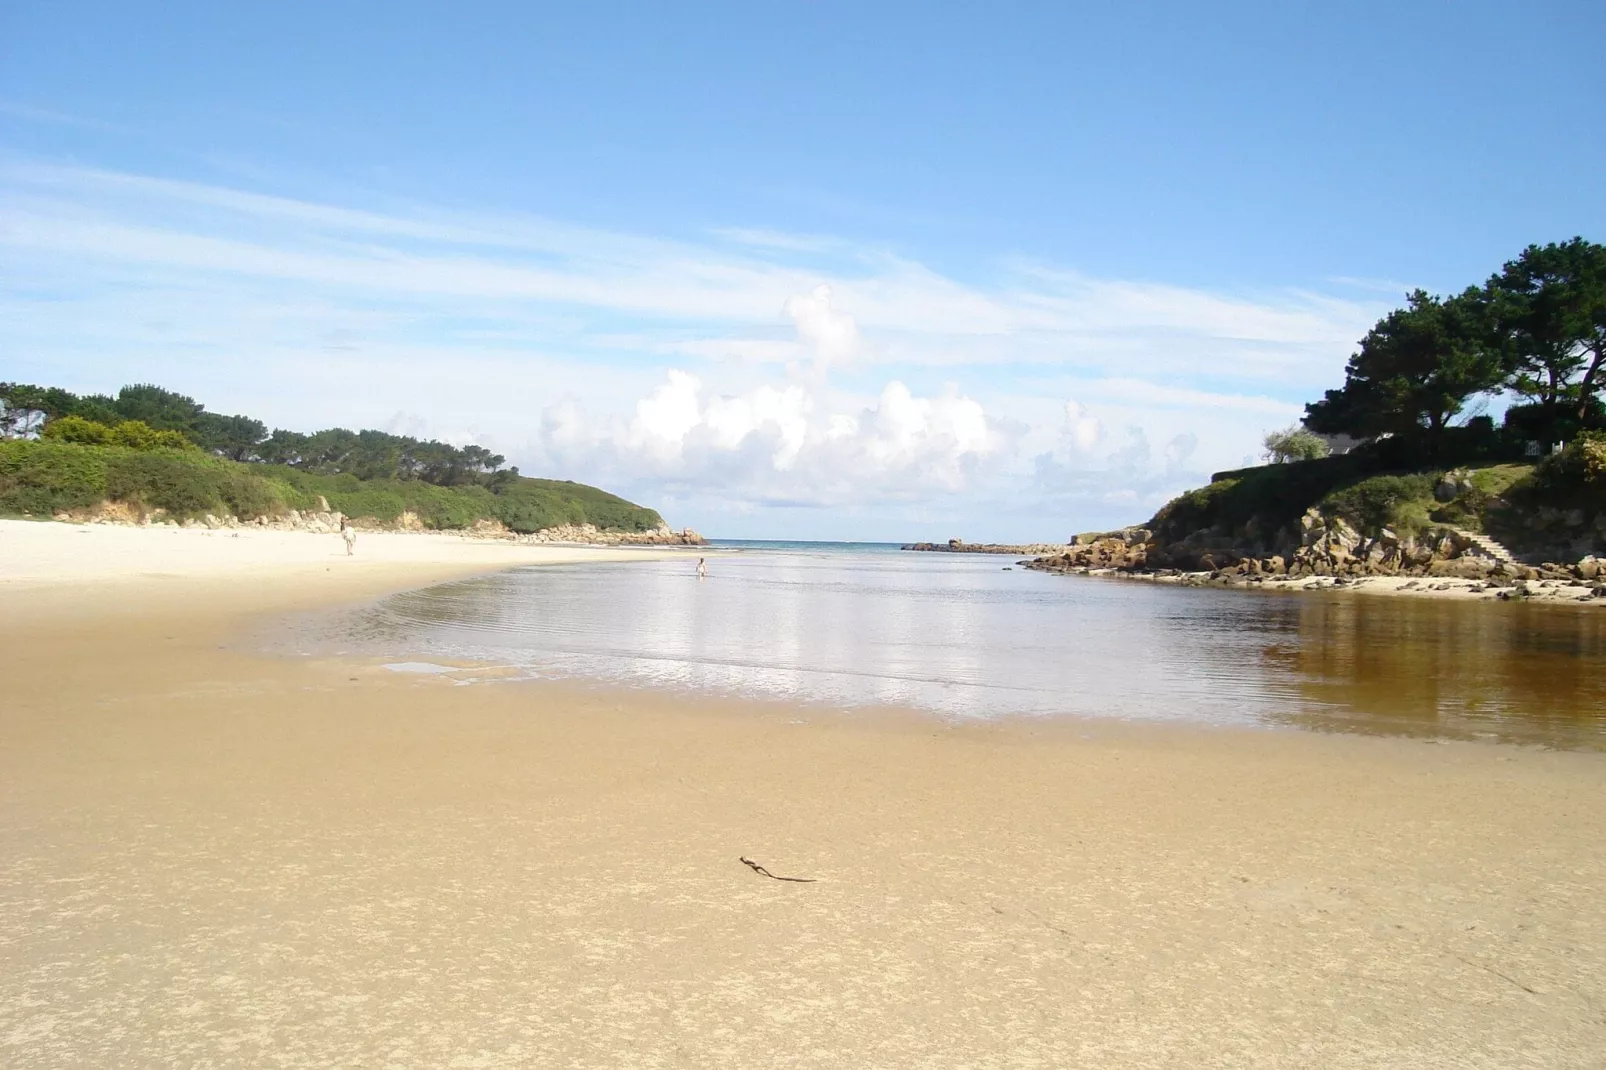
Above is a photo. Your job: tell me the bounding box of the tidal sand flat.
[2,527,1604,1067]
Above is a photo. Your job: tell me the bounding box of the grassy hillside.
[1144,432,1605,564]
[0,440,664,533]
[1,379,669,534]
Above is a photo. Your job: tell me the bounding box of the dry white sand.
[0,517,677,591]
[2,520,1604,1068]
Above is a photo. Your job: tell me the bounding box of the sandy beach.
[0,517,682,592]
[2,521,1604,1068]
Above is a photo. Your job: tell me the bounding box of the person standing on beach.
[341,518,356,556]
[696,557,707,580]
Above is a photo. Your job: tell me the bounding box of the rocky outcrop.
[903,537,1072,555]
[54,503,354,534]
[1502,505,1606,563]
[1017,528,1152,569]
[1020,455,1604,600]
[514,523,706,546]
[49,502,705,545]
[1025,509,1605,589]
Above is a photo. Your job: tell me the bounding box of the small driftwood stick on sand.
[740,856,817,883]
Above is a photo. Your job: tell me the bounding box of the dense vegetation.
[0,383,664,533]
[0,382,513,483]
[1305,238,1605,452]
[1150,449,1577,546]
[1147,238,1606,558]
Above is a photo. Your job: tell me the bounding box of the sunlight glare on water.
[325,547,1606,747]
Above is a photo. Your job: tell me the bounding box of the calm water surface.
[310,546,1606,748]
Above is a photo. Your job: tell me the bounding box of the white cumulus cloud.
[535,370,1004,507]
[783,284,861,375]
[1061,400,1104,454]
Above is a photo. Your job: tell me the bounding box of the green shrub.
[1524,432,1606,510]
[1151,453,1372,546]
[41,415,197,451]
[581,497,664,531]
[486,480,666,533]
[108,420,197,451]
[216,468,287,519]
[0,440,110,514]
[494,485,581,533]
[323,486,406,523]
[515,478,664,531]
[40,415,114,446]
[1151,455,1464,545]
[1262,426,1329,463]
[1465,464,1532,497]
[406,483,497,529]
[1320,473,1438,535]
[1578,431,1606,485]
[104,451,222,517]
[1149,478,1241,540]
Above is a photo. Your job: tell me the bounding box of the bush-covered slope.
[1142,433,1604,566]
[0,440,665,533]
[1,379,671,533]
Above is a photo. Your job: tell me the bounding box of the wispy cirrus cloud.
[0,160,1384,536]
[3,161,1380,363]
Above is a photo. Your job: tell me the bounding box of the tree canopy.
[1305,289,1504,441]
[1302,238,1605,451]
[0,381,512,488]
[41,414,198,451]
[1487,238,1606,422]
[1262,426,1330,464]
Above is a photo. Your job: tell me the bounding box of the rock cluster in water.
[902,537,1073,555]
[509,523,707,546]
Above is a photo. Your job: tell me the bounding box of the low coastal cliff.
[47,501,707,546]
[1022,520,1604,591]
[1018,454,1606,602]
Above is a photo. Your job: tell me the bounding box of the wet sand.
[2,531,1604,1067]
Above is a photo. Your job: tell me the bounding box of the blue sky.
[3,2,1602,539]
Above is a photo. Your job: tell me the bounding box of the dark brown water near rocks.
[1251,594,1604,745]
[283,548,1606,749]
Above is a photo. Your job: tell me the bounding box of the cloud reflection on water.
[326,552,1606,749]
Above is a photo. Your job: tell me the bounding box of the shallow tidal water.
[295,544,1606,748]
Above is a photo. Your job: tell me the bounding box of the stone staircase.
[1454,528,1518,566]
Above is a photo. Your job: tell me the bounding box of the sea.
[284,540,1606,748]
